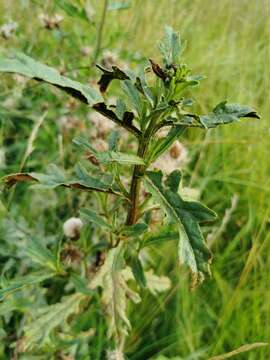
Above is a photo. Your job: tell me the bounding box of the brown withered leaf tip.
[4,173,37,188]
[96,64,129,93]
[149,59,167,81]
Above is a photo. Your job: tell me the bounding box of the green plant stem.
[126,142,146,225]
[126,116,157,225]
[93,0,109,64]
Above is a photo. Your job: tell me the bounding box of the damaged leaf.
[97,64,130,93]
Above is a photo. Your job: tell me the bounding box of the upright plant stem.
[126,141,147,225]
[93,0,109,64]
[126,115,159,225]
[126,166,141,224]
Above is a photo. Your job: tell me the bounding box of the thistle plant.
[0,27,259,357]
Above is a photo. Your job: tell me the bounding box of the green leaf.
[108,130,120,151]
[147,125,185,164]
[0,271,55,301]
[26,237,59,272]
[73,163,119,194]
[144,170,217,287]
[73,136,145,165]
[121,223,148,237]
[20,293,85,351]
[142,225,178,247]
[2,163,122,196]
[80,208,112,230]
[135,74,155,107]
[129,253,146,288]
[90,244,141,339]
[0,52,102,105]
[122,80,144,118]
[158,26,183,66]
[70,273,93,296]
[199,101,260,128]
[115,98,127,120]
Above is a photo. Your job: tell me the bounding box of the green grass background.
[0,0,269,358]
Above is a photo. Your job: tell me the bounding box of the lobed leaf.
[200,101,260,128]
[144,170,217,287]
[158,26,183,66]
[20,293,85,351]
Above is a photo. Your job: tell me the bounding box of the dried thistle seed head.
[63,217,83,239]
[39,13,64,30]
[60,244,82,265]
[0,22,18,39]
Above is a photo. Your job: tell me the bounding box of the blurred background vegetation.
[0,0,269,359]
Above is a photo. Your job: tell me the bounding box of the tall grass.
[0,0,269,358]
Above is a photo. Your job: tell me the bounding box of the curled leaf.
[149,59,167,81]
